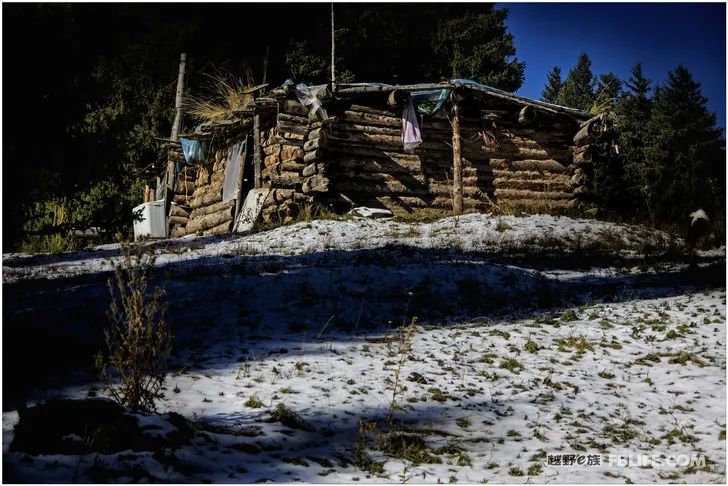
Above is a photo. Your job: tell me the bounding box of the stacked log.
[304,104,495,214]
[256,94,609,220]
[169,204,190,226]
[172,145,235,236]
[258,101,314,223]
[569,124,601,209]
[457,109,582,212]
[301,120,331,194]
[172,165,195,202]
[165,146,192,236]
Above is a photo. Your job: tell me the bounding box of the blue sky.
[499,2,726,127]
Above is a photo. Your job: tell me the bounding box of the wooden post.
[330,3,336,85]
[253,113,262,189]
[164,53,187,236]
[170,53,187,142]
[449,101,463,215]
[262,46,269,85]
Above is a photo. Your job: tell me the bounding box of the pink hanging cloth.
[402,98,422,152]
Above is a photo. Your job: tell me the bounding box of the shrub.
[96,242,171,411]
[244,394,264,408]
[19,199,80,254]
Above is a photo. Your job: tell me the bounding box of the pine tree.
[592,72,622,113]
[541,66,562,103]
[555,52,594,111]
[431,6,525,91]
[643,65,725,223]
[589,72,624,211]
[616,63,653,215]
[330,5,526,90]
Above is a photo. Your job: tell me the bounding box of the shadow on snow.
[3,245,724,410]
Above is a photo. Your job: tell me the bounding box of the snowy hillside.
[3,214,688,283]
[2,214,725,483]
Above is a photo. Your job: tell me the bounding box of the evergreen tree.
[616,63,653,215]
[431,6,525,91]
[589,72,624,211]
[555,52,595,111]
[643,65,725,223]
[541,66,562,103]
[289,5,526,90]
[592,72,622,113]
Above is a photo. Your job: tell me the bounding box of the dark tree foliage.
[593,72,622,112]
[541,67,562,103]
[585,62,725,227]
[332,4,436,83]
[550,56,725,228]
[589,73,625,212]
[589,72,624,211]
[287,4,526,90]
[555,52,595,111]
[616,63,653,213]
[643,65,725,223]
[430,6,525,90]
[4,3,525,251]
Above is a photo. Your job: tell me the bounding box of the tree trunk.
[170,53,187,142]
[450,101,463,215]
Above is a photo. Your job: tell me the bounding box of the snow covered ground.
[2,214,725,483]
[2,214,690,283]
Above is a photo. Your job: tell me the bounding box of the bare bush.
[95,242,172,411]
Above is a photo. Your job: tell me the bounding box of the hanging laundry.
[402,98,422,152]
[294,83,329,120]
[411,89,451,116]
[180,138,207,164]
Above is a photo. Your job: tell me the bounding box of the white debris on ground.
[2,213,686,283]
[2,214,725,483]
[349,206,394,219]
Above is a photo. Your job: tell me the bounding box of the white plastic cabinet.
[132,201,167,240]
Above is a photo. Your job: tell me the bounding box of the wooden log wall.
[456,102,588,212]
[168,131,248,237]
[295,103,485,214]
[258,99,315,224]
[291,98,590,215]
[164,96,606,237]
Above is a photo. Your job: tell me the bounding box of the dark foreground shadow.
[3,245,725,410]
[3,396,546,483]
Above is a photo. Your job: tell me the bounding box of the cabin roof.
[181,77,593,139]
[330,79,593,120]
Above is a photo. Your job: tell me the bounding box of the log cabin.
[139,79,614,239]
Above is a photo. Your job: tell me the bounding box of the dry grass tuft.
[185,72,266,122]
